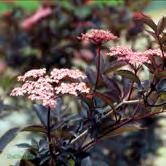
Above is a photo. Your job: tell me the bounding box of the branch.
[70,99,143,145]
[82,108,166,151]
[71,130,88,144]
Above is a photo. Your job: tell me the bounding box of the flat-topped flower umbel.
[55,82,90,96]
[11,68,90,109]
[18,68,46,82]
[50,68,87,83]
[144,49,166,58]
[107,46,162,66]
[79,29,117,45]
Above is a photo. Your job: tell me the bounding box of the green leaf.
[159,91,166,100]
[21,125,47,134]
[116,70,140,84]
[0,127,19,153]
[68,159,75,166]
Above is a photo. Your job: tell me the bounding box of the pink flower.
[50,68,87,83]
[11,68,90,109]
[18,68,46,82]
[144,49,166,57]
[55,82,90,96]
[11,76,56,109]
[42,99,57,109]
[21,7,52,30]
[79,29,117,45]
[108,46,150,66]
[126,52,149,65]
[10,87,25,96]
[108,46,132,57]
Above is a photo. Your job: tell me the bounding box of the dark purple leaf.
[33,104,48,127]
[16,143,32,149]
[157,17,166,35]
[21,125,47,134]
[94,92,114,107]
[104,60,126,74]
[141,13,157,31]
[85,67,96,85]
[116,70,140,84]
[156,79,166,93]
[0,127,19,153]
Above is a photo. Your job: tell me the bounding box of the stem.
[127,68,138,100]
[133,108,165,120]
[71,130,88,144]
[82,106,166,151]
[146,101,166,107]
[157,35,165,69]
[70,97,165,151]
[127,82,134,100]
[82,117,133,151]
[94,46,101,93]
[89,45,101,115]
[71,99,142,146]
[47,108,54,157]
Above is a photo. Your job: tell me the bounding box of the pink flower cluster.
[55,82,90,96]
[107,46,163,66]
[79,29,117,45]
[11,68,90,109]
[144,49,166,58]
[108,46,132,57]
[21,7,52,30]
[50,68,87,83]
[18,68,46,82]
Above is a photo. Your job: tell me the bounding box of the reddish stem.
[94,46,101,93]
[82,107,166,151]
[47,108,54,158]
[127,69,138,100]
[157,35,165,69]
[127,82,134,100]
